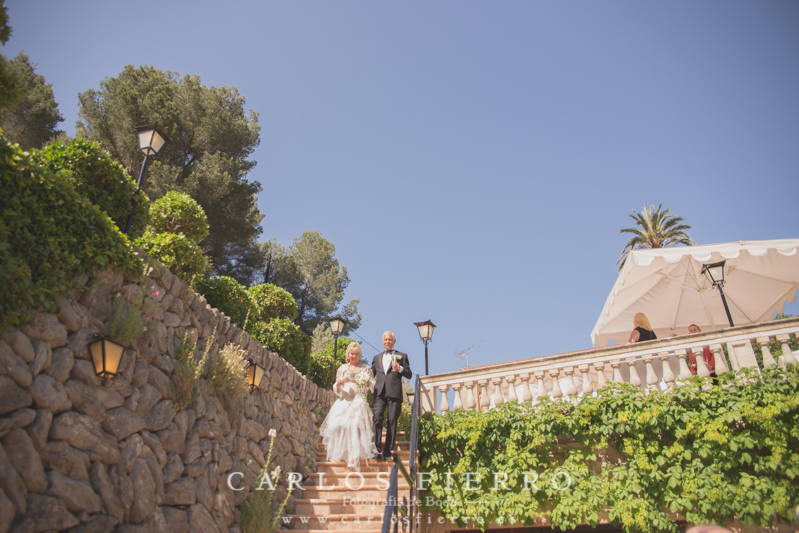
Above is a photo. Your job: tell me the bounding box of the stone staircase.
[284,431,413,533]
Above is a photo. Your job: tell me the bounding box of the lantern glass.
[88,337,124,380]
[702,260,726,287]
[329,316,346,336]
[136,124,168,156]
[248,361,265,391]
[414,320,436,342]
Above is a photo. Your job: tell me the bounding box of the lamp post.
[329,316,346,361]
[124,123,169,235]
[87,334,124,386]
[247,358,265,392]
[701,260,735,327]
[414,320,436,375]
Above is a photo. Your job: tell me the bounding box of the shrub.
[0,135,141,330]
[194,276,253,328]
[249,317,312,374]
[209,340,249,423]
[147,191,209,243]
[136,231,208,280]
[248,283,298,322]
[31,138,150,237]
[307,351,338,389]
[172,332,206,411]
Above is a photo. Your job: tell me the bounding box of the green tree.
[617,203,695,270]
[32,139,150,237]
[75,65,264,283]
[0,1,22,111]
[247,283,298,323]
[307,336,357,389]
[0,52,63,149]
[249,317,312,374]
[263,230,361,335]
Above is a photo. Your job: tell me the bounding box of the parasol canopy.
[591,239,799,347]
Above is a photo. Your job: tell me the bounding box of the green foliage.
[263,230,361,335]
[419,366,799,532]
[0,3,22,111]
[194,276,253,328]
[248,283,298,322]
[306,336,357,389]
[241,429,295,533]
[0,52,63,149]
[172,333,205,411]
[76,65,264,283]
[617,203,695,270]
[108,292,146,346]
[249,317,312,374]
[0,134,142,330]
[136,231,208,280]
[32,138,149,238]
[146,191,209,243]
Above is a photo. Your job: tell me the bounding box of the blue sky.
[6,1,798,376]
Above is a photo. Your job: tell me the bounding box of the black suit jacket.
[372,351,412,400]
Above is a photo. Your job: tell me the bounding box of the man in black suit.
[372,331,412,460]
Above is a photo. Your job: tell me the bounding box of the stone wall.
[0,263,334,533]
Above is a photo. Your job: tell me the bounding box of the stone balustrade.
[418,318,799,414]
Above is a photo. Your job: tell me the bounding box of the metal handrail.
[381,375,422,533]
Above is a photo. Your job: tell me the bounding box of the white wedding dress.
[319,364,378,468]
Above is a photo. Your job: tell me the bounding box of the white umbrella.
[591,239,799,347]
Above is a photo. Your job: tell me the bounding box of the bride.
[319,342,378,470]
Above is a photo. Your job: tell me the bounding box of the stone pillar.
[675,349,691,380]
[711,344,729,374]
[691,347,711,378]
[520,373,533,403]
[491,377,504,407]
[593,362,607,389]
[626,358,642,388]
[478,380,490,411]
[658,352,675,389]
[610,360,624,384]
[534,371,548,404]
[776,334,798,367]
[464,381,477,411]
[756,337,778,367]
[505,376,518,404]
[547,369,563,399]
[643,355,659,391]
[562,366,578,396]
[438,385,450,413]
[452,384,463,411]
[578,365,592,396]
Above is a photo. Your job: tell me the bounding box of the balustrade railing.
[418,318,799,414]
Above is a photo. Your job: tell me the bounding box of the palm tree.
[617,204,695,270]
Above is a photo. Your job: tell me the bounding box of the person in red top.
[687,324,716,377]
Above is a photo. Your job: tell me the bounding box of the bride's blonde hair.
[345,342,362,360]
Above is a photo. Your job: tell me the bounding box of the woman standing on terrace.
[627,312,658,343]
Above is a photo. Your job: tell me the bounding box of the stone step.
[300,486,410,501]
[294,498,387,515]
[304,472,411,490]
[316,462,406,475]
[317,450,413,462]
[280,514,393,531]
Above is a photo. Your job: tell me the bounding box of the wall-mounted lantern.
[88,334,124,386]
[247,358,265,392]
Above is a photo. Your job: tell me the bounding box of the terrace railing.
[418,317,799,415]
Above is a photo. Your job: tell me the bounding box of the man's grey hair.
[383,331,396,341]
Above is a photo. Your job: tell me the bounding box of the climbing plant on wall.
[418,365,799,533]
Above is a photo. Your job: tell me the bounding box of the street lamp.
[414,320,436,375]
[87,334,124,386]
[247,358,265,392]
[328,316,346,361]
[124,123,169,235]
[701,260,734,327]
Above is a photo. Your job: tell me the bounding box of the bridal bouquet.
[355,370,371,391]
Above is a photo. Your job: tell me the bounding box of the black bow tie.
[386,350,394,355]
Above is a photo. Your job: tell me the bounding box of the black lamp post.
[329,316,346,361]
[701,260,734,327]
[87,334,124,386]
[247,358,265,392]
[414,320,436,375]
[124,123,169,235]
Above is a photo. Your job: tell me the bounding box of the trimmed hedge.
[247,283,298,322]
[135,231,208,280]
[147,191,209,243]
[0,134,142,330]
[249,317,312,374]
[194,276,253,328]
[32,138,150,238]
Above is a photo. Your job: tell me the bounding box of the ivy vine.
[418,365,799,532]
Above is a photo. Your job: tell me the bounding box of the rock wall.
[0,263,334,533]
